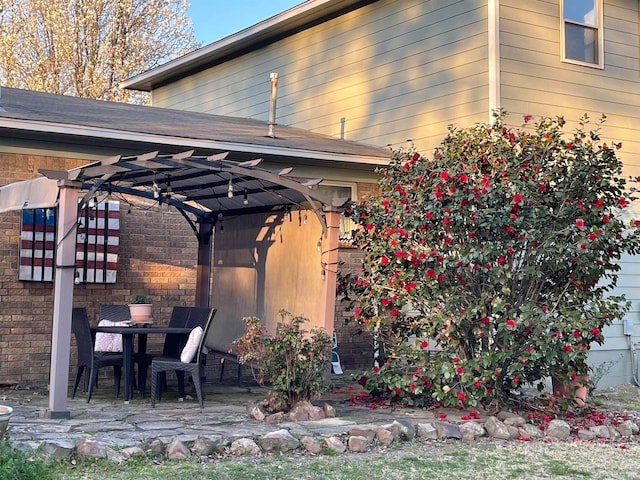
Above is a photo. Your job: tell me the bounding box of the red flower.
[456,391,466,402]
[539,183,546,191]
[438,413,447,419]
[618,198,627,207]
[372,365,379,373]
[513,193,523,204]
[456,367,463,374]
[394,387,401,395]
[566,142,573,150]
[390,309,398,317]
[441,171,450,181]
[497,256,506,265]
[426,269,436,278]
[563,344,572,353]
[474,380,482,388]
[505,319,516,328]
[591,327,600,335]
[588,232,597,241]
[380,256,389,265]
[524,114,532,122]
[575,219,584,228]
[420,340,428,349]
[409,383,416,390]
[481,316,490,324]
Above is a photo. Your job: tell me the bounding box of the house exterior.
[123,0,640,387]
[0,87,388,391]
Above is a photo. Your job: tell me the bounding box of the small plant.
[131,293,150,304]
[233,310,333,412]
[0,440,54,480]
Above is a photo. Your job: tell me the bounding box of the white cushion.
[180,326,203,363]
[94,320,128,352]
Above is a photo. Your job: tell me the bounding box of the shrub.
[0,441,54,480]
[346,112,640,409]
[233,310,333,412]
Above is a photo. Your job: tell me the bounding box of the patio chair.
[151,308,217,409]
[206,315,246,385]
[135,306,215,396]
[71,307,123,402]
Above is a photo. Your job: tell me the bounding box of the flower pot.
[0,405,13,441]
[128,304,152,322]
[552,376,587,407]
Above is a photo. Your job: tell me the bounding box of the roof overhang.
[122,0,379,91]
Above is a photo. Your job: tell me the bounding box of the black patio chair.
[71,307,123,402]
[135,306,214,396]
[151,308,217,409]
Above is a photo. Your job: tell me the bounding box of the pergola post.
[318,209,341,335]
[47,180,80,419]
[195,220,215,308]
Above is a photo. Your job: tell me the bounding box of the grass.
[45,440,640,480]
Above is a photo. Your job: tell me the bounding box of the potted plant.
[128,294,152,322]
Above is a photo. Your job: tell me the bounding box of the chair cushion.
[94,320,127,352]
[180,326,203,363]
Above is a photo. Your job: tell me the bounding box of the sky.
[187,0,302,46]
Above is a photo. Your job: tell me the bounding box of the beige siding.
[500,0,640,387]
[153,0,491,153]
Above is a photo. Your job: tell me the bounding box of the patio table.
[90,325,192,402]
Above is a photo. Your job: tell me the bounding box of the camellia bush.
[346,112,640,409]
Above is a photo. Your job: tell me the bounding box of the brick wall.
[0,153,199,387]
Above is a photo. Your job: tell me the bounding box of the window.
[317,182,356,241]
[561,0,603,68]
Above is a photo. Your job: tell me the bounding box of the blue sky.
[187,0,302,45]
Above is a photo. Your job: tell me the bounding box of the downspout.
[488,0,501,121]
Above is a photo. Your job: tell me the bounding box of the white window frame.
[560,0,604,69]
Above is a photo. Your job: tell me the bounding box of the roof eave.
[121,0,378,91]
[0,117,389,166]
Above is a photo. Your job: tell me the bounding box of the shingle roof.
[0,86,389,165]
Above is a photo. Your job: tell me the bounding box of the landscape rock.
[43,440,74,460]
[546,420,571,440]
[519,423,545,439]
[348,435,370,452]
[417,422,438,439]
[374,427,394,447]
[434,421,462,440]
[249,403,266,421]
[323,403,336,418]
[577,429,597,441]
[191,435,225,456]
[324,436,346,453]
[484,417,511,440]
[286,401,325,422]
[348,427,376,443]
[142,438,166,455]
[120,446,145,458]
[265,412,285,424]
[459,421,486,440]
[166,439,190,460]
[259,429,300,452]
[75,438,109,458]
[617,420,636,437]
[229,438,261,456]
[300,435,322,454]
[590,425,610,438]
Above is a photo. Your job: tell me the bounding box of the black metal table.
[90,325,192,402]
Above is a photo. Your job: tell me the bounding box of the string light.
[152,181,160,199]
[227,176,234,198]
[243,188,249,205]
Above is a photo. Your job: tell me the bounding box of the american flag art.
[19,200,120,283]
